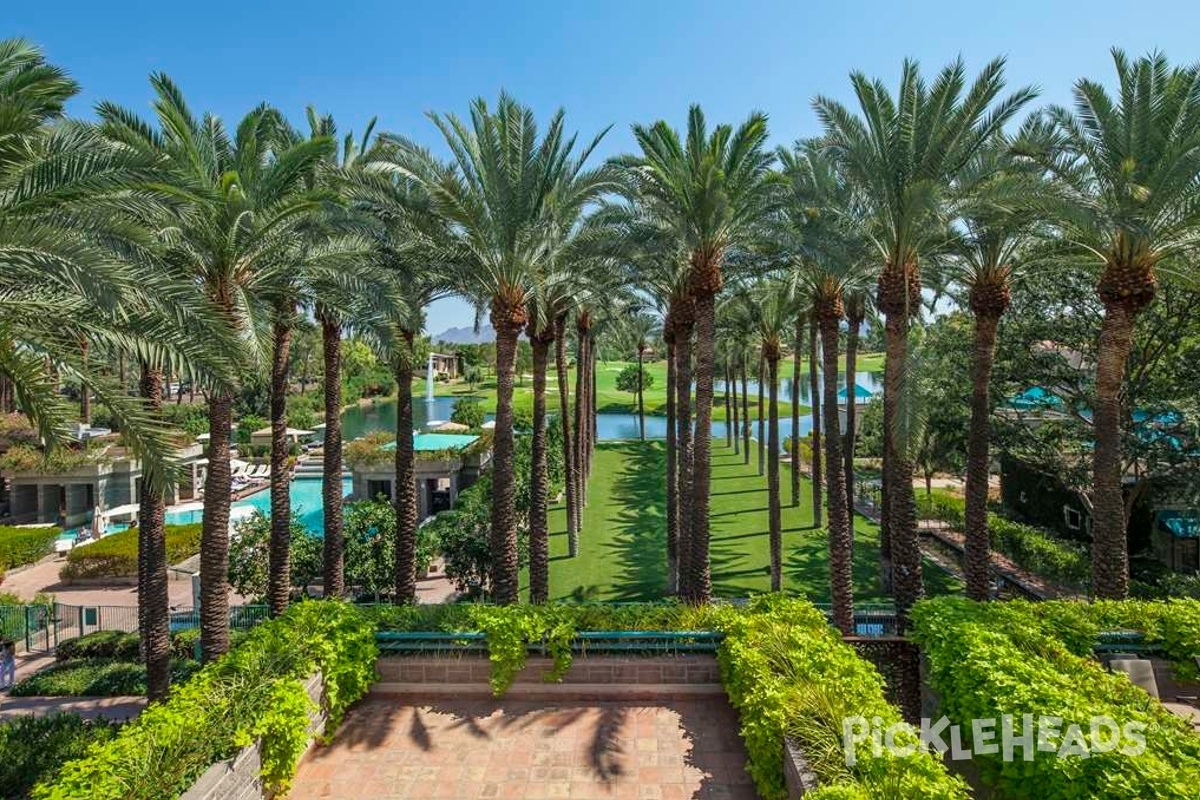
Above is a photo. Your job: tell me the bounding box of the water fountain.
[426,352,436,404]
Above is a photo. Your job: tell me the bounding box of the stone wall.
[783,737,821,798]
[179,672,325,800]
[374,653,724,700]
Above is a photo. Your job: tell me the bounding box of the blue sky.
[10,0,1198,334]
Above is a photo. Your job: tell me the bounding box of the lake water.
[339,371,880,444]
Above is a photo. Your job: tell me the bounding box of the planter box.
[783,737,821,798]
[180,672,325,800]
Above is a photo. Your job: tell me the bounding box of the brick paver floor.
[291,697,757,799]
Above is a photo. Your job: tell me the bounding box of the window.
[1064,506,1082,531]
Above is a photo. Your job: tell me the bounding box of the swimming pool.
[162,476,353,535]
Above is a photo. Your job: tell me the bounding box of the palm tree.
[842,289,869,522]
[618,311,660,440]
[815,57,1034,624]
[733,282,791,590]
[1019,51,1200,599]
[949,141,1043,601]
[386,94,612,603]
[99,77,335,658]
[617,107,776,604]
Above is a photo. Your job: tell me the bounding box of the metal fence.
[0,603,270,654]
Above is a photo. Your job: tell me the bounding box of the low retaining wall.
[179,672,325,800]
[374,653,723,699]
[784,737,821,798]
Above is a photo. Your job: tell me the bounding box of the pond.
[339,371,880,444]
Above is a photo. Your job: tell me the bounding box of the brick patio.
[290,697,757,799]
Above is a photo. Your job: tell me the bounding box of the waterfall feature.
[426,353,436,404]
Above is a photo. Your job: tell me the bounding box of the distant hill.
[432,324,495,345]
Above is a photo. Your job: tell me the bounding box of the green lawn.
[526,439,961,603]
[424,353,883,419]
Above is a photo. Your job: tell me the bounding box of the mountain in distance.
[432,324,495,345]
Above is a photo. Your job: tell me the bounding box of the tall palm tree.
[815,57,1034,624]
[1019,50,1200,599]
[99,77,335,658]
[387,94,612,603]
[617,107,776,604]
[617,311,660,440]
[949,140,1043,601]
[842,289,869,522]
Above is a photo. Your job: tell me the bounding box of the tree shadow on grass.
[597,442,668,601]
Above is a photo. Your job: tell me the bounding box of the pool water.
[161,476,353,535]
[231,476,352,536]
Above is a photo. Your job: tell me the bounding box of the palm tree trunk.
[637,346,646,441]
[808,317,823,528]
[200,389,232,662]
[490,316,522,604]
[573,319,588,516]
[766,350,782,591]
[820,310,853,635]
[393,331,418,604]
[730,360,740,456]
[319,312,344,597]
[883,312,922,627]
[554,315,578,549]
[756,355,765,477]
[791,321,801,508]
[741,357,750,465]
[688,289,716,605]
[665,332,679,595]
[267,314,293,617]
[844,309,862,529]
[138,364,170,702]
[964,310,1001,601]
[724,362,733,448]
[590,342,597,464]
[529,335,551,603]
[1091,303,1136,599]
[675,321,695,600]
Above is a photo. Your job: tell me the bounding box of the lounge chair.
[254,465,270,479]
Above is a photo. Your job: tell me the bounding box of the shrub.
[55,630,140,662]
[615,363,654,394]
[36,600,378,800]
[911,598,1200,799]
[9,659,199,697]
[227,512,322,601]
[450,397,485,429]
[0,525,60,577]
[916,489,1089,588]
[343,430,392,470]
[0,714,120,800]
[718,596,966,800]
[59,524,202,581]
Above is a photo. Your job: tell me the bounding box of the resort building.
[0,442,208,528]
[348,433,489,520]
[428,352,459,380]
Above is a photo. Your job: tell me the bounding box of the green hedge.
[10,659,200,697]
[0,714,120,800]
[916,490,1089,588]
[35,600,378,799]
[911,598,1200,799]
[59,523,202,580]
[717,596,967,800]
[0,525,59,579]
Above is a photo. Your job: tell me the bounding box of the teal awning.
[838,383,875,401]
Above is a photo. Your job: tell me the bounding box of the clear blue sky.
[10,0,1198,334]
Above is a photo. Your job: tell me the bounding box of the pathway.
[0,693,145,722]
[291,696,755,799]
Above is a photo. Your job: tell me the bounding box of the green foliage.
[465,604,577,695]
[35,600,378,799]
[911,598,1200,799]
[234,413,266,445]
[916,489,1089,588]
[343,430,392,469]
[0,444,103,474]
[0,525,59,576]
[10,658,199,697]
[227,512,322,601]
[615,363,654,394]
[717,596,967,800]
[59,524,202,580]
[54,630,139,662]
[161,403,209,437]
[450,397,485,428]
[343,499,438,600]
[0,714,120,800]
